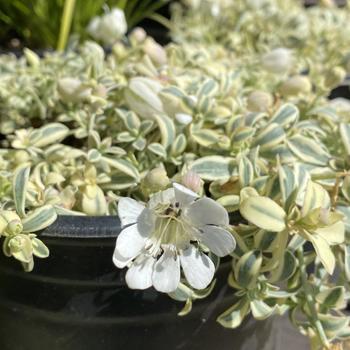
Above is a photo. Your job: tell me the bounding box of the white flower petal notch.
[113,182,236,293]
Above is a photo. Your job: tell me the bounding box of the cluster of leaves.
[0,0,350,348]
[0,0,169,49]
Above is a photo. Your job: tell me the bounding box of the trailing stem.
[297,248,330,349]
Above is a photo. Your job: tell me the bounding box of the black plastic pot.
[0,216,277,350]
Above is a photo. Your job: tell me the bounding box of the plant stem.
[57,0,76,51]
[148,13,173,31]
[297,248,330,349]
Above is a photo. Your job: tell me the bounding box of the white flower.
[87,8,127,45]
[261,48,294,74]
[113,183,236,293]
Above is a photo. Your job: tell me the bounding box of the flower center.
[146,203,194,257]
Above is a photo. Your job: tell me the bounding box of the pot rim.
[40,215,121,239]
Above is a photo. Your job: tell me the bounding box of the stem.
[57,0,76,51]
[297,248,330,349]
[148,13,174,31]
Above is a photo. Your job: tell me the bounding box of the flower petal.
[152,248,180,293]
[200,225,236,257]
[115,224,146,260]
[118,197,145,227]
[137,208,156,237]
[173,183,198,207]
[125,255,156,290]
[185,197,229,227]
[180,245,215,290]
[149,188,175,209]
[112,249,132,268]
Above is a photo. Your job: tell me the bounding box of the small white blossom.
[113,183,236,293]
[87,8,127,45]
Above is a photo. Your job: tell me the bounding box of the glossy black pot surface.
[0,216,277,350]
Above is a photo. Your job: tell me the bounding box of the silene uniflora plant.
[1,0,350,348]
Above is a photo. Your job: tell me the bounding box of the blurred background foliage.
[0,0,170,49]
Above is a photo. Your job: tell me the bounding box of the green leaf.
[238,155,254,187]
[340,123,350,155]
[270,103,299,127]
[197,78,219,98]
[234,250,262,289]
[22,205,57,233]
[189,156,236,181]
[232,126,255,143]
[191,128,220,147]
[287,135,330,166]
[154,114,176,148]
[31,237,49,258]
[278,165,296,205]
[301,180,330,217]
[345,245,350,281]
[254,230,279,251]
[316,286,345,309]
[307,232,335,274]
[252,123,285,150]
[33,123,69,148]
[240,196,286,232]
[342,175,350,202]
[103,157,140,181]
[250,299,276,320]
[217,195,240,213]
[171,133,187,156]
[314,221,344,245]
[269,250,297,282]
[318,313,349,338]
[13,164,30,218]
[217,298,250,329]
[148,143,167,158]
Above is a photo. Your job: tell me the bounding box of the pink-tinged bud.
[143,38,167,66]
[129,27,147,44]
[182,171,202,193]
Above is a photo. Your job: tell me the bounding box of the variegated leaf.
[340,123,350,155]
[217,298,250,329]
[154,114,176,148]
[234,250,262,289]
[22,205,57,232]
[252,123,285,150]
[287,135,330,166]
[270,103,299,127]
[33,123,69,148]
[13,164,30,217]
[103,157,140,181]
[189,156,236,181]
[240,195,286,232]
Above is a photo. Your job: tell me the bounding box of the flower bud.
[261,48,293,74]
[24,48,40,68]
[279,75,312,96]
[129,27,147,44]
[247,90,273,112]
[0,211,22,236]
[14,150,30,164]
[324,66,346,89]
[124,77,164,119]
[143,38,167,66]
[182,171,202,193]
[8,234,33,263]
[87,8,127,45]
[57,78,92,103]
[143,168,170,194]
